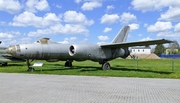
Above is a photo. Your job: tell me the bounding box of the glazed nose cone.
[6,46,16,55]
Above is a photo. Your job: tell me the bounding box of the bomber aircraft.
[6,26,172,71]
[0,42,25,66]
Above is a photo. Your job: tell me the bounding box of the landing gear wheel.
[102,62,111,70]
[27,67,35,72]
[2,62,7,66]
[65,61,72,67]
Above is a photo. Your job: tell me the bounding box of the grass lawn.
[0,59,180,79]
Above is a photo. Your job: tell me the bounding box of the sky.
[0,0,180,47]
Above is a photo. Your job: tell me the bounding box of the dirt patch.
[128,53,160,59]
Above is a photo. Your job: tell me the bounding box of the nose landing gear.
[26,59,35,72]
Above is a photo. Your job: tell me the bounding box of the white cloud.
[147,21,173,32]
[97,41,109,45]
[0,21,7,26]
[81,1,102,11]
[83,38,88,43]
[140,37,152,41]
[120,12,137,24]
[103,27,112,33]
[51,24,89,35]
[74,0,82,4]
[158,7,180,22]
[21,37,32,44]
[0,0,22,14]
[106,5,115,11]
[98,35,109,41]
[107,5,115,10]
[59,37,88,44]
[28,24,89,37]
[11,11,94,28]
[131,0,158,12]
[59,38,69,44]
[144,23,148,27]
[11,11,42,27]
[58,37,77,44]
[70,37,77,41]
[7,40,17,46]
[131,0,180,12]
[28,28,52,37]
[63,11,94,26]
[138,34,142,37]
[35,0,49,11]
[10,11,61,28]
[157,31,171,37]
[100,14,119,24]
[0,31,21,46]
[174,23,180,32]
[56,5,62,9]
[9,31,21,35]
[0,32,14,39]
[157,31,180,39]
[128,23,139,31]
[25,0,50,13]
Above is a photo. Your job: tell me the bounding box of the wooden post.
[172,60,174,72]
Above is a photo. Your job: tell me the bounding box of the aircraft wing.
[101,39,173,48]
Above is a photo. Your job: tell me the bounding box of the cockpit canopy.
[35,38,57,44]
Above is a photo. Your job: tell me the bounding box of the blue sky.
[0,0,180,46]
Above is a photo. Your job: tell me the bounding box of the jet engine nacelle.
[69,45,90,60]
[118,48,130,58]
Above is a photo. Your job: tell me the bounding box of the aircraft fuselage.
[6,43,129,64]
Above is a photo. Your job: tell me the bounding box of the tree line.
[154,40,180,55]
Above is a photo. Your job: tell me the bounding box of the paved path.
[0,73,180,103]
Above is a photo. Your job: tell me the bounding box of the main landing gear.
[64,60,111,70]
[101,61,111,70]
[65,60,72,67]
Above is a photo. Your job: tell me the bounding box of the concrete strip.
[0,73,180,103]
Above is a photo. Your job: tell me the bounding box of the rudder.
[111,26,130,43]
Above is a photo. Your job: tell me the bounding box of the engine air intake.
[69,45,75,56]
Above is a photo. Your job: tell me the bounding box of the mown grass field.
[0,59,180,79]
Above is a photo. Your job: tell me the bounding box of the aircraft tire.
[2,62,7,66]
[65,61,72,67]
[27,67,35,72]
[102,62,111,70]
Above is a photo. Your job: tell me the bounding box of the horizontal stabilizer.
[101,39,172,48]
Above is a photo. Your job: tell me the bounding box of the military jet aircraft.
[0,43,25,66]
[6,26,172,71]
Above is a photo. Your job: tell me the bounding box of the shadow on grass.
[1,64,25,67]
[34,64,173,75]
[112,65,173,74]
[34,65,101,72]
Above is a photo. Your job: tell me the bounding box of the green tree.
[154,44,165,55]
[168,40,179,54]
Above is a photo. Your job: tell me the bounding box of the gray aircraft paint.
[0,46,25,65]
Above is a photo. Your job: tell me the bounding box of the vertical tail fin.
[111,26,130,43]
